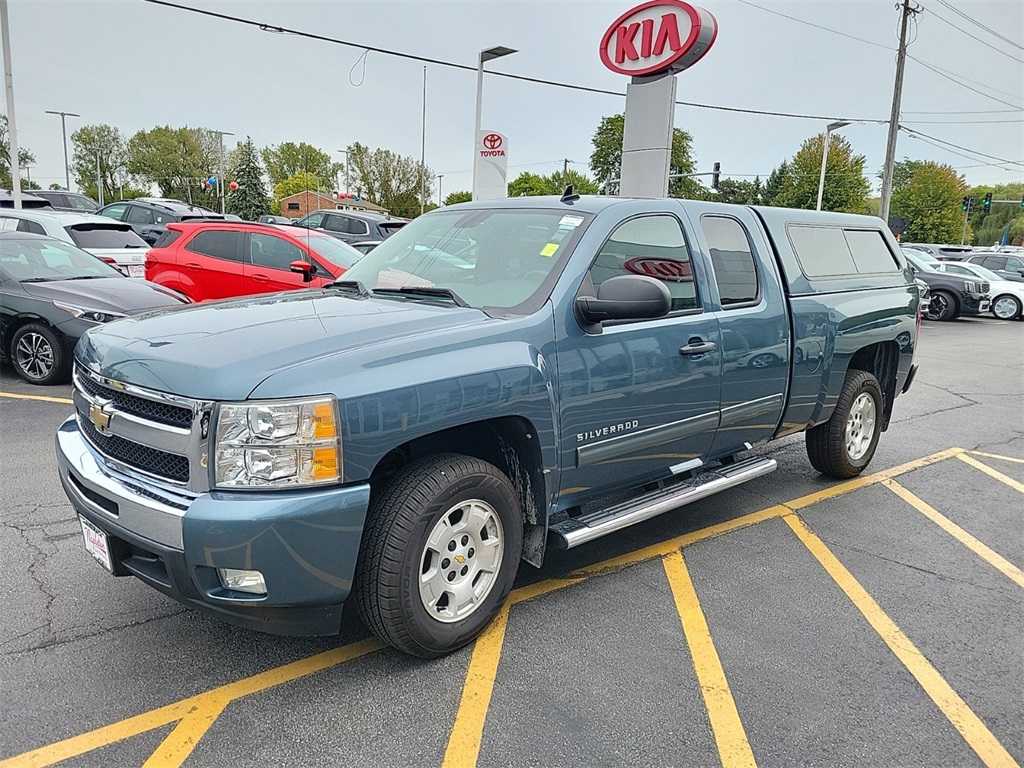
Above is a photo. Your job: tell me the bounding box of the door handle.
[251,274,270,283]
[680,339,716,356]
[184,263,203,271]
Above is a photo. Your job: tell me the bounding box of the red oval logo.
[483,133,503,150]
[599,0,718,77]
[624,257,693,282]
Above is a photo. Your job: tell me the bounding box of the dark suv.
[902,248,991,320]
[96,199,224,245]
[27,190,99,212]
[965,252,1024,283]
[293,209,406,244]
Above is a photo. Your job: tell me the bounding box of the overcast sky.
[7,0,1023,200]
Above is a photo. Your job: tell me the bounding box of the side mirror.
[290,260,315,282]
[575,275,671,331]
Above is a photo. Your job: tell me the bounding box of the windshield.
[948,263,1001,282]
[902,250,937,272]
[342,208,589,313]
[299,233,363,270]
[68,195,99,212]
[0,238,123,281]
[67,225,149,249]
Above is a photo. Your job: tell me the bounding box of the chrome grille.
[79,416,190,483]
[980,281,990,294]
[75,369,192,428]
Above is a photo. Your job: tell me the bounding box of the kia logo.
[483,133,503,150]
[600,0,718,77]
[625,257,694,282]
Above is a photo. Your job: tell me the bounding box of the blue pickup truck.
[57,195,919,657]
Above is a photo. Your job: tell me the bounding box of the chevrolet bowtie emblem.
[89,402,112,433]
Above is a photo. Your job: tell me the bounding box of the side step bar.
[548,456,777,550]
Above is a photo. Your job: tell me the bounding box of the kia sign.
[473,130,509,201]
[600,0,717,77]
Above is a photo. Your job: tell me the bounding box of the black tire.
[805,370,884,479]
[925,290,956,321]
[10,323,71,386]
[991,294,1022,321]
[353,453,523,658]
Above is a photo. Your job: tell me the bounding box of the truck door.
[555,212,722,509]
[683,206,789,458]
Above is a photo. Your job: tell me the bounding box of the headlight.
[963,280,978,293]
[213,396,341,488]
[53,301,126,324]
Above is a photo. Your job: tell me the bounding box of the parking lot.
[0,316,1021,768]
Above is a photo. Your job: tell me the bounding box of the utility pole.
[1,0,22,209]
[879,0,921,225]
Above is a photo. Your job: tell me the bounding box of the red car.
[144,222,364,302]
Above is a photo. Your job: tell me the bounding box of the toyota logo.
[482,133,503,150]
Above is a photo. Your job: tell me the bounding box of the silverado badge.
[88,402,113,434]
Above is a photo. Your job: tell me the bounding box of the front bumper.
[959,292,991,316]
[56,416,371,636]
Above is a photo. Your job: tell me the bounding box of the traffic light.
[711,162,721,191]
[962,196,970,212]
[1020,194,1024,208]
[984,192,993,211]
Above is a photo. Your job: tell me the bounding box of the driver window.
[588,215,699,312]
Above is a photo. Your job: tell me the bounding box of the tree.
[508,169,600,197]
[713,177,763,205]
[772,134,870,213]
[346,142,433,218]
[272,171,327,202]
[126,126,219,206]
[589,114,705,198]
[967,182,1024,246]
[70,123,134,202]
[762,161,788,205]
[262,142,339,187]
[226,137,271,221]
[444,190,472,206]
[0,114,36,188]
[889,160,971,244]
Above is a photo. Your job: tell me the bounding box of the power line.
[923,2,1024,63]
[904,118,1024,124]
[900,126,1024,168]
[903,108,1021,114]
[934,0,1024,51]
[908,55,1024,107]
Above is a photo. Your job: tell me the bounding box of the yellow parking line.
[970,451,1024,465]
[664,550,757,768]
[784,514,1019,768]
[141,695,230,768]
[883,480,1024,589]
[0,391,73,404]
[957,454,1024,495]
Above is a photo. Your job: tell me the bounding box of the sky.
[6,0,1023,201]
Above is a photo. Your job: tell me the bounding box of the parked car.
[964,251,1024,283]
[936,261,1024,320]
[27,190,99,212]
[902,248,991,320]
[96,199,225,245]
[258,215,293,226]
[902,243,973,261]
[349,240,381,255]
[57,197,920,657]
[145,221,363,302]
[293,209,407,244]
[0,232,187,385]
[0,189,54,209]
[0,210,150,277]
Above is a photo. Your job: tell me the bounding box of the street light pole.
[436,174,444,207]
[816,121,850,212]
[45,110,80,191]
[209,130,234,213]
[336,149,350,198]
[472,46,516,201]
[1,0,23,208]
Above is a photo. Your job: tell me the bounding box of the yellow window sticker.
[540,243,560,257]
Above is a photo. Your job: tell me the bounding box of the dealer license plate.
[128,264,146,278]
[79,515,113,572]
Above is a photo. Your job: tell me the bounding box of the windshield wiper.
[64,275,107,280]
[327,279,371,297]
[18,277,53,282]
[371,286,469,307]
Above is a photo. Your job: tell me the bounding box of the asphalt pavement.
[0,315,1021,768]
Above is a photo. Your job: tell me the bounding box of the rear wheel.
[992,294,1022,320]
[925,290,956,321]
[806,370,883,478]
[11,323,70,386]
[354,454,523,658]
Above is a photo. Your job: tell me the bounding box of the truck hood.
[75,289,492,401]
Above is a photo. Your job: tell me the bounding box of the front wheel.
[992,294,1022,320]
[925,290,956,321]
[11,323,70,386]
[354,454,523,658]
[805,370,883,478]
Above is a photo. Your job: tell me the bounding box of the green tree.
[272,171,326,203]
[772,134,870,213]
[889,160,971,244]
[443,190,472,206]
[226,137,271,221]
[346,142,433,218]
[70,123,135,202]
[508,169,600,197]
[589,114,704,198]
[967,182,1024,246]
[126,126,219,206]
[762,161,788,205]
[0,114,36,188]
[262,142,339,187]
[713,177,763,205]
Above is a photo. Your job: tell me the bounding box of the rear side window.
[67,225,148,249]
[17,219,46,235]
[126,206,155,225]
[701,216,759,306]
[185,230,242,262]
[153,230,182,248]
[98,204,127,221]
[788,225,899,278]
[589,214,698,313]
